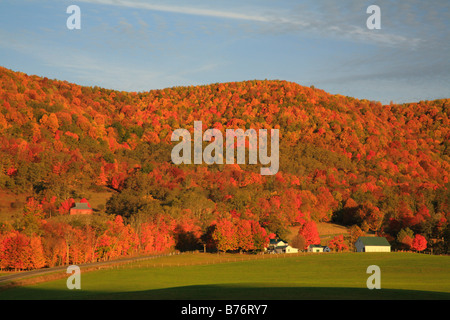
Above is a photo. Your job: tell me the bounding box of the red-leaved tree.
[328,235,348,252]
[298,221,321,249]
[411,234,427,252]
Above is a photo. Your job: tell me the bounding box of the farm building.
[355,236,391,252]
[279,245,299,254]
[308,245,323,252]
[307,245,330,252]
[267,239,299,254]
[70,202,93,215]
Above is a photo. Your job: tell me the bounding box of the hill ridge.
[0,65,449,257]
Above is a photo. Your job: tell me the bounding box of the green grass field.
[1,252,449,300]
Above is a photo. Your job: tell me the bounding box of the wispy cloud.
[77,0,271,22]
[77,0,423,48]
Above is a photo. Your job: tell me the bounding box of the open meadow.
[0,252,449,300]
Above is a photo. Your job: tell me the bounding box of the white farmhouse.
[267,239,299,253]
[355,236,391,252]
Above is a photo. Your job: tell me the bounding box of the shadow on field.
[2,284,450,300]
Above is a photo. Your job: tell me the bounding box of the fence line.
[115,250,346,270]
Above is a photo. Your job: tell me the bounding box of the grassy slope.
[1,252,449,300]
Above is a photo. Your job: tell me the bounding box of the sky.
[0,0,448,104]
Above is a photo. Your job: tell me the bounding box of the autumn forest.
[0,66,449,270]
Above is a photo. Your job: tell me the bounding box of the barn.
[69,202,93,215]
[355,236,391,252]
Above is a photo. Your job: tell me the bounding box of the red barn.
[69,202,93,215]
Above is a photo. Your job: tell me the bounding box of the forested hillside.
[0,66,449,270]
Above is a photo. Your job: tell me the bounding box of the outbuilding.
[355,236,390,252]
[70,202,93,215]
[308,245,324,253]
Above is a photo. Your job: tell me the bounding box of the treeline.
[0,197,272,271]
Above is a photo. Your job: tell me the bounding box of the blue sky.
[0,0,448,104]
